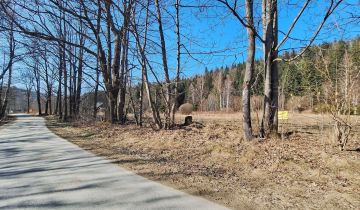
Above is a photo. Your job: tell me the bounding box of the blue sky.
[161,0,360,78]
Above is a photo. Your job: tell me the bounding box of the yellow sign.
[278,111,289,120]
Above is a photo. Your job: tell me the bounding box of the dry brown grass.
[46,112,360,210]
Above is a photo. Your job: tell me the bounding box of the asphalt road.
[0,114,228,210]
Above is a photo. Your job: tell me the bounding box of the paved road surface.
[0,114,228,210]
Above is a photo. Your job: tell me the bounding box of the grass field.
[46,112,360,209]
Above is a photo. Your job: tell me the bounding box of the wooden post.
[184,116,192,126]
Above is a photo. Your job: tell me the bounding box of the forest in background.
[7,38,360,119]
[175,38,360,113]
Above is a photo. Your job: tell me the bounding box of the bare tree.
[20,69,34,113]
[22,40,43,116]
[0,20,15,118]
[217,0,344,138]
[155,0,173,129]
[316,47,359,151]
[216,0,256,139]
[132,0,162,129]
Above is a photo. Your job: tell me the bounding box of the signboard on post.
[278,111,289,140]
[278,111,289,120]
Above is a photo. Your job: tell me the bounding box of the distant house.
[96,102,104,110]
[95,102,107,121]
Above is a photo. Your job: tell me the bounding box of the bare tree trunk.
[34,61,42,116]
[55,88,59,115]
[260,0,278,137]
[225,77,231,110]
[171,0,181,125]
[0,62,12,118]
[27,90,31,113]
[69,47,74,117]
[44,46,51,115]
[105,2,116,123]
[103,1,120,123]
[36,85,42,115]
[49,87,52,115]
[117,1,133,124]
[75,29,84,118]
[93,0,101,119]
[135,6,144,127]
[0,22,14,118]
[200,77,204,111]
[93,63,100,118]
[62,15,68,121]
[139,68,144,126]
[218,71,223,111]
[108,95,116,123]
[243,0,255,140]
[58,43,63,118]
[62,44,68,120]
[155,0,172,129]
[271,5,279,132]
[118,24,130,124]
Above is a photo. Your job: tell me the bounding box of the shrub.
[286,96,311,112]
[350,105,360,115]
[179,103,193,115]
[251,96,263,111]
[312,103,331,113]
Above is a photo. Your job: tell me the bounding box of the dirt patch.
[46,113,360,209]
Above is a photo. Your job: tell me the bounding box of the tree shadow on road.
[0,116,223,210]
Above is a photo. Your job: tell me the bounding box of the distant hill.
[2,86,36,113]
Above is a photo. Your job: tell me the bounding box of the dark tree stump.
[184,115,193,126]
